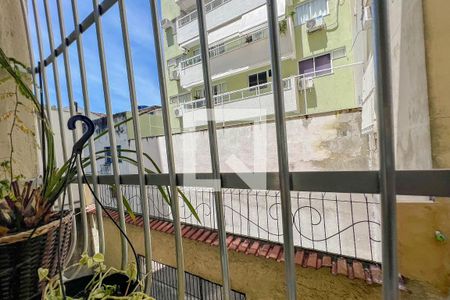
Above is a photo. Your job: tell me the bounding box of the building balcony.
[173,77,297,128]
[176,0,285,48]
[178,19,295,89]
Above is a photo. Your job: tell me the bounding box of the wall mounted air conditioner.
[161,18,172,30]
[306,16,325,33]
[174,107,184,117]
[169,69,180,81]
[363,6,373,29]
[298,77,314,90]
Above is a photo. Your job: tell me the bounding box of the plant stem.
[8,86,19,182]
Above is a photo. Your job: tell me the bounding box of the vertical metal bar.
[30,0,52,125]
[372,2,398,299]
[52,0,91,257]
[70,0,105,254]
[148,1,185,298]
[19,0,38,98]
[92,0,128,268]
[195,1,231,299]
[117,0,153,291]
[266,0,296,299]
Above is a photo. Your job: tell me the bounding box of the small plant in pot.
[39,253,154,300]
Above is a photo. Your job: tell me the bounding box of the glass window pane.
[299,58,314,77]
[248,74,258,87]
[315,53,332,76]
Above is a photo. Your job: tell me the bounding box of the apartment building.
[162,0,361,129]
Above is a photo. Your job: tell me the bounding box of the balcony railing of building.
[177,0,232,28]
[20,0,429,299]
[180,27,269,70]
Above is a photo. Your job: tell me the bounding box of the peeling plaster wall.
[0,0,39,180]
[130,110,370,174]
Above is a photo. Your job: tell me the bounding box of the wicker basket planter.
[0,212,73,300]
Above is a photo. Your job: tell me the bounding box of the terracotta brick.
[257,244,271,257]
[211,236,220,246]
[277,249,285,262]
[317,258,322,269]
[370,265,382,284]
[156,221,168,231]
[237,239,250,253]
[322,255,332,267]
[166,224,175,234]
[294,250,304,265]
[150,220,159,229]
[226,236,234,247]
[205,232,218,244]
[229,238,241,250]
[191,228,205,240]
[306,252,317,268]
[185,228,198,239]
[364,269,373,284]
[162,223,173,233]
[331,261,337,275]
[337,258,348,276]
[267,245,281,260]
[352,261,365,280]
[181,226,192,237]
[198,230,212,242]
[151,220,163,230]
[348,264,354,279]
[246,241,259,255]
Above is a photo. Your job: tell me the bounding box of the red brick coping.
[86,205,402,287]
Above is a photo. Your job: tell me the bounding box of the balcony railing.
[101,184,382,262]
[180,28,269,70]
[177,0,232,28]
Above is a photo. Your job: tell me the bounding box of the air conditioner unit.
[298,77,314,90]
[161,18,172,30]
[174,107,184,117]
[169,69,180,81]
[363,6,373,29]
[306,16,325,33]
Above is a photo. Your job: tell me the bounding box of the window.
[299,53,332,77]
[165,27,174,47]
[296,0,329,25]
[210,42,225,57]
[248,71,269,88]
[104,145,122,165]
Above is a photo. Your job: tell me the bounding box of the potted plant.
[0,48,79,299]
[39,253,154,300]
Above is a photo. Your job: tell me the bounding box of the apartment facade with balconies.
[162,0,360,129]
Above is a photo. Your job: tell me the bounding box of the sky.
[28,0,162,114]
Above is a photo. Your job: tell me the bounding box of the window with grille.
[299,53,332,77]
[296,0,329,25]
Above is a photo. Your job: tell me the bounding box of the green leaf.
[92,252,104,263]
[122,194,136,221]
[38,268,49,282]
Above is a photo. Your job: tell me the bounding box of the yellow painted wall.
[392,0,450,297]
[0,0,39,180]
[102,218,382,299]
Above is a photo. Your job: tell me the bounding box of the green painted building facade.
[161,0,360,129]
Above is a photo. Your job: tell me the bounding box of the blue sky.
[28,0,162,113]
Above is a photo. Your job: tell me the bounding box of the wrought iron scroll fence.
[99,184,381,262]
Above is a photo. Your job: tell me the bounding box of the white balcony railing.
[177,0,232,28]
[180,27,268,70]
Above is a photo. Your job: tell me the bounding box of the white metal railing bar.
[372,2,398,299]
[31,0,79,261]
[149,0,186,299]
[266,0,296,299]
[38,0,119,69]
[92,0,129,268]
[196,0,231,299]
[53,0,90,257]
[177,78,291,113]
[117,0,153,292]
[30,0,52,125]
[19,0,38,99]
[70,0,105,254]
[180,27,268,70]
[177,0,232,28]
